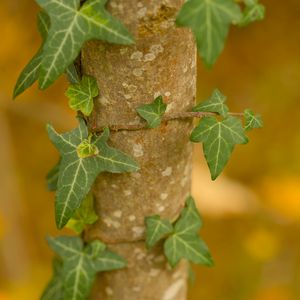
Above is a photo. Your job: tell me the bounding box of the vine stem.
[90,111,244,132]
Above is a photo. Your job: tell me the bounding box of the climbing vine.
[13,0,265,299]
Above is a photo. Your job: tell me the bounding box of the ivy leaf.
[165,234,213,268]
[164,197,213,268]
[66,194,98,234]
[47,118,139,229]
[239,0,265,27]
[193,89,229,117]
[176,0,242,67]
[93,250,127,272]
[136,96,167,128]
[145,215,173,249]
[174,197,202,235]
[36,0,134,89]
[244,109,263,131]
[191,116,248,180]
[66,75,99,116]
[65,63,80,84]
[13,11,50,98]
[47,236,126,300]
[46,159,61,191]
[40,258,64,300]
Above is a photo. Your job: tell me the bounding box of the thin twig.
[90,111,244,133]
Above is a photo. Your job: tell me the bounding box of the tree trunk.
[81,1,196,299]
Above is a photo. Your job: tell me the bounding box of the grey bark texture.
[81,1,196,299]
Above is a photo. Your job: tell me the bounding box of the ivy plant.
[41,236,126,300]
[66,75,99,116]
[145,197,213,267]
[13,0,265,298]
[47,118,139,228]
[176,0,265,66]
[136,96,167,128]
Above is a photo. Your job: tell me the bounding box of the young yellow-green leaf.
[193,89,229,117]
[13,11,50,98]
[244,109,263,131]
[164,197,213,268]
[239,0,265,27]
[145,215,173,249]
[47,236,126,300]
[41,258,63,300]
[36,0,134,89]
[191,116,248,180]
[46,158,61,191]
[136,96,167,128]
[66,194,98,234]
[176,0,242,67]
[66,75,99,116]
[47,118,139,229]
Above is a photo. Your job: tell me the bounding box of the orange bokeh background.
[0,0,300,299]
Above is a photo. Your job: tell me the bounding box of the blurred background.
[0,0,300,299]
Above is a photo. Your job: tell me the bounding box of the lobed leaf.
[47,118,139,229]
[176,0,242,67]
[239,0,265,26]
[244,109,263,131]
[163,197,213,268]
[174,197,203,235]
[36,0,134,89]
[66,75,99,116]
[191,116,248,180]
[193,89,229,117]
[136,96,167,128]
[144,197,213,268]
[145,215,173,249]
[164,234,213,268]
[46,236,126,300]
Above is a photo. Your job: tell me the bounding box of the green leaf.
[164,197,213,268]
[164,234,213,268]
[136,96,167,128]
[193,89,229,117]
[239,0,265,27]
[145,215,173,249]
[176,0,242,67]
[244,109,263,131]
[47,236,126,300]
[65,63,80,84]
[36,0,134,89]
[191,116,248,180]
[93,250,127,272]
[13,11,50,98]
[66,75,99,116]
[174,197,202,235]
[40,258,64,300]
[46,159,61,191]
[66,194,98,234]
[47,118,139,229]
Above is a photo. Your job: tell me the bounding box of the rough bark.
[81,1,196,299]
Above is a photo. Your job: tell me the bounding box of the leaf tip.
[12,87,20,100]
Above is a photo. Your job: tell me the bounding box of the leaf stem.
[90,111,244,133]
